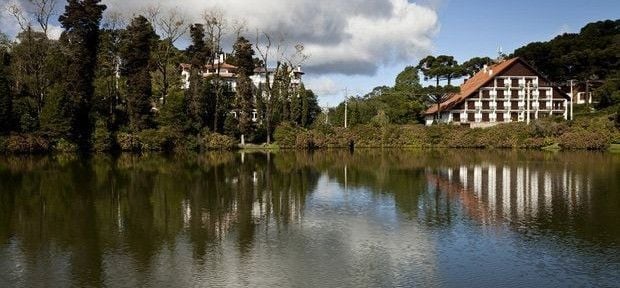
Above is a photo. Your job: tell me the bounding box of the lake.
[0,150,619,287]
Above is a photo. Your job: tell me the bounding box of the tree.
[94,12,126,132]
[300,87,320,127]
[417,55,461,121]
[58,0,106,150]
[595,70,620,109]
[185,23,209,133]
[233,36,255,137]
[120,15,157,132]
[462,56,493,77]
[513,20,619,82]
[31,0,59,37]
[145,6,188,106]
[0,41,11,134]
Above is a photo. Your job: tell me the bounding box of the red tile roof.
[424,57,520,115]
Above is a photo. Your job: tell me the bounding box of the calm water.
[0,150,619,287]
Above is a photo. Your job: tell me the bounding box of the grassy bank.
[1,112,618,154]
[274,113,620,151]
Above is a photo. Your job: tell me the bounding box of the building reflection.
[428,162,592,225]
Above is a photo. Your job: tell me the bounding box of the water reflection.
[0,150,618,287]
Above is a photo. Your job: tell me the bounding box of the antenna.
[497,45,505,62]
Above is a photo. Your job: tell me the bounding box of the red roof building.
[424,57,571,127]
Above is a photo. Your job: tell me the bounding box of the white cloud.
[102,0,439,76]
[305,76,343,97]
[0,1,62,40]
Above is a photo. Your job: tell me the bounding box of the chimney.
[463,78,469,84]
[482,64,488,73]
[488,69,493,76]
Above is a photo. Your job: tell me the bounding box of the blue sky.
[316,0,620,106]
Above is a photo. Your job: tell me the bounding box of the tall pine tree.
[58,0,106,150]
[233,37,255,136]
[120,16,157,132]
[186,24,209,133]
[0,46,11,134]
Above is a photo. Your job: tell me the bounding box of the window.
[453,113,460,122]
[497,90,504,99]
[497,113,504,122]
[482,90,490,98]
[468,113,475,122]
[482,113,490,122]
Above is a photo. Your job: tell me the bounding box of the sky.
[1,0,619,106]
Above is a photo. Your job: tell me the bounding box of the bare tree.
[255,31,287,144]
[203,8,228,131]
[285,42,309,69]
[5,0,58,37]
[6,2,30,32]
[203,8,226,56]
[144,5,189,105]
[30,0,57,36]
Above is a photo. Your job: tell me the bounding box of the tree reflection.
[0,150,618,286]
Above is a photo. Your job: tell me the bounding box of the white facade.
[425,75,569,127]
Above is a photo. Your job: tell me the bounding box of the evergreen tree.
[185,24,209,133]
[417,55,461,121]
[233,37,255,136]
[58,0,106,150]
[462,57,494,77]
[0,46,11,134]
[120,15,157,132]
[300,87,320,128]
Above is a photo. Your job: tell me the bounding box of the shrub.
[53,138,78,152]
[558,129,611,150]
[117,132,138,152]
[200,132,236,150]
[136,128,179,152]
[5,134,50,153]
[274,122,303,148]
[93,120,114,152]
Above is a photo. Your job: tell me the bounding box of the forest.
[0,0,321,153]
[0,0,618,153]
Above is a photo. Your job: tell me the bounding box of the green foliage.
[462,57,493,77]
[39,84,70,137]
[5,134,50,153]
[158,89,188,129]
[120,15,157,132]
[513,19,619,82]
[54,138,79,153]
[200,132,236,150]
[596,70,620,108]
[12,97,38,133]
[59,0,107,151]
[93,119,113,152]
[0,61,12,134]
[274,122,302,148]
[223,113,240,139]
